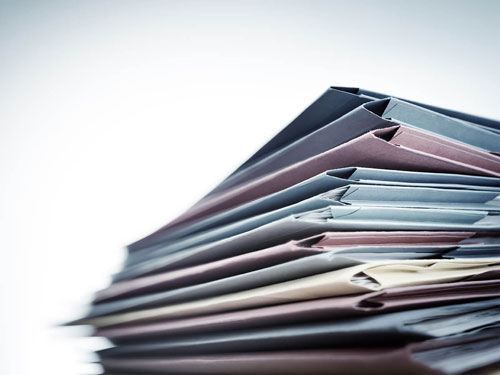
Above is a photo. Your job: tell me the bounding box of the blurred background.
[1,0,499,374]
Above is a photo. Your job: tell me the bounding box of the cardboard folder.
[211,98,500,196]
[232,87,373,174]
[328,184,500,210]
[87,243,496,319]
[234,86,500,176]
[95,231,479,303]
[129,168,500,252]
[100,331,500,375]
[72,86,500,374]
[89,242,500,319]
[345,86,500,130]
[79,258,500,327]
[95,277,500,342]
[98,299,500,357]
[115,206,500,281]
[167,124,500,230]
[125,183,500,270]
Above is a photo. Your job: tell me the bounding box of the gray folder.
[213,97,500,197]
[85,243,499,319]
[233,86,500,177]
[98,299,500,358]
[116,206,500,281]
[128,168,500,254]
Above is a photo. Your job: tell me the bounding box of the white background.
[1,1,499,374]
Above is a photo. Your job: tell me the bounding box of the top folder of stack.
[72,86,500,375]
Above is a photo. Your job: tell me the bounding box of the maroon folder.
[165,125,500,230]
[101,349,440,375]
[100,330,499,375]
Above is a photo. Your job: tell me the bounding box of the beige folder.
[82,258,500,327]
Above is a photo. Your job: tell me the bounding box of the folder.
[129,168,500,252]
[211,98,500,197]
[343,86,500,130]
[306,184,500,211]
[71,86,500,374]
[99,331,500,375]
[115,206,500,281]
[449,243,500,258]
[87,243,497,319]
[89,243,499,319]
[95,277,500,342]
[95,231,479,303]
[80,258,500,327]
[167,124,500,230]
[234,87,500,177]
[124,183,500,270]
[97,299,500,357]
[380,98,500,150]
[232,87,373,174]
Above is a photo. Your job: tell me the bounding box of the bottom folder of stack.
[71,86,500,375]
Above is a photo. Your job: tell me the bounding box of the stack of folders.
[71,87,500,375]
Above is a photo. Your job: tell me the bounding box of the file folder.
[234,86,500,176]
[116,206,500,281]
[95,277,500,343]
[169,124,500,230]
[71,86,500,375]
[95,231,479,303]
[129,168,500,252]
[98,299,500,358]
[212,98,500,196]
[99,331,500,375]
[80,258,500,327]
